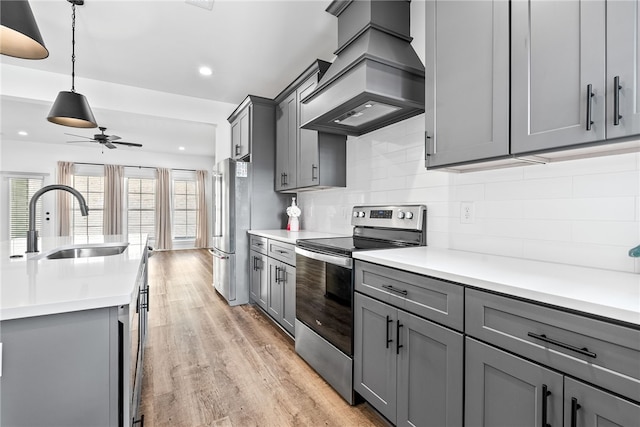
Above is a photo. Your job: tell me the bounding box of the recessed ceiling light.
[18,130,28,136]
[199,66,213,76]
[179,146,185,151]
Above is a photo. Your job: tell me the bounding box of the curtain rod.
[73,162,197,172]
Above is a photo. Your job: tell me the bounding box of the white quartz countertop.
[248,229,345,244]
[353,247,640,326]
[1,234,148,321]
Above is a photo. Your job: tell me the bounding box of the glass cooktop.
[296,236,415,257]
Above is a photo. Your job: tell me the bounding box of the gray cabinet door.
[231,107,250,160]
[275,93,296,190]
[564,377,640,427]
[249,250,267,311]
[267,258,282,320]
[425,0,509,168]
[511,0,606,154]
[465,338,563,427]
[280,263,296,336]
[396,310,463,427]
[607,0,640,139]
[297,75,319,188]
[354,293,398,424]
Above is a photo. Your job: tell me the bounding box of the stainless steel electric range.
[294,205,427,404]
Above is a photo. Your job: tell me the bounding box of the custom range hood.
[300,0,425,136]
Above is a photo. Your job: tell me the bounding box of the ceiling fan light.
[47,91,98,128]
[0,0,49,59]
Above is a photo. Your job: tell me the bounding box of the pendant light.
[47,0,97,128]
[0,0,49,59]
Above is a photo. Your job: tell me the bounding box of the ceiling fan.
[65,127,143,149]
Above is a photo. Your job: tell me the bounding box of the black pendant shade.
[47,91,98,128]
[0,0,49,59]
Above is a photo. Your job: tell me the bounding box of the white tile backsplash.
[297,115,640,273]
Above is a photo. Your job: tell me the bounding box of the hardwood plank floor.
[140,249,387,427]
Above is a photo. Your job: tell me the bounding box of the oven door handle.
[295,247,353,269]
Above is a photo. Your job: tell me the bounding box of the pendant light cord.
[71,2,76,92]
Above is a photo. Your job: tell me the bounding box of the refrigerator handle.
[213,171,223,237]
[211,248,229,260]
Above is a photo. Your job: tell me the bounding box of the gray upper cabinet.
[275,60,346,192]
[228,95,275,162]
[511,0,606,154]
[425,0,509,168]
[275,92,297,191]
[607,0,640,139]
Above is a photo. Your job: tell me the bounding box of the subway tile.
[475,200,524,219]
[407,169,452,187]
[485,177,573,200]
[449,234,525,258]
[452,184,485,201]
[524,198,636,221]
[572,221,639,246]
[523,240,636,272]
[573,171,640,198]
[523,152,638,179]
[454,165,525,185]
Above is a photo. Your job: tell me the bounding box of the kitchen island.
[0,234,149,427]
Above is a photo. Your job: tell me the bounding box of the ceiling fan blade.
[112,141,143,147]
[106,135,122,141]
[64,133,93,140]
[104,142,118,149]
[66,140,94,143]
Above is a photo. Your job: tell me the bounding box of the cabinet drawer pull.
[386,315,392,348]
[541,384,551,427]
[570,397,581,427]
[382,284,408,296]
[586,84,595,131]
[527,332,596,358]
[614,75,622,126]
[396,321,403,355]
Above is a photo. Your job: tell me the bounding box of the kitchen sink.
[36,242,129,260]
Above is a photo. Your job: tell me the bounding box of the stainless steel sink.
[36,242,129,260]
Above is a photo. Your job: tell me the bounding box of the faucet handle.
[629,245,640,258]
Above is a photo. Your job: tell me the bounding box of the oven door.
[295,247,353,356]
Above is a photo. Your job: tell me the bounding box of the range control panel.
[351,205,426,230]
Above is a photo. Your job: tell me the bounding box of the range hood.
[300,0,425,136]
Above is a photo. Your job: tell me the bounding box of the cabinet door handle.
[283,172,288,186]
[570,397,581,427]
[614,75,622,126]
[586,84,595,131]
[541,384,551,427]
[425,131,433,157]
[252,256,257,271]
[274,266,280,283]
[311,164,318,181]
[527,332,597,358]
[396,321,404,355]
[385,315,393,348]
[235,144,241,156]
[382,284,408,296]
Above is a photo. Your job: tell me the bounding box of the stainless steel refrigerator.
[212,158,251,305]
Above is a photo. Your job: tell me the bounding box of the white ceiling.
[1,0,338,157]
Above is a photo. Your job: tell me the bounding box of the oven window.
[296,254,353,356]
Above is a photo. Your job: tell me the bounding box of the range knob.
[352,211,359,218]
[397,211,405,219]
[358,211,366,218]
[405,211,414,219]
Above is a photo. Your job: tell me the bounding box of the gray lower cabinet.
[249,249,268,311]
[354,292,463,426]
[465,337,564,427]
[267,257,296,336]
[424,0,509,167]
[466,338,640,427]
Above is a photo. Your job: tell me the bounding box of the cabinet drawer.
[465,288,640,400]
[268,239,296,266]
[249,235,267,255]
[354,261,464,331]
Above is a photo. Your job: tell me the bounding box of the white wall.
[297,114,640,274]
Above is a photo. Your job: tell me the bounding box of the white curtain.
[155,168,172,250]
[195,170,209,248]
[103,164,124,235]
[56,161,74,236]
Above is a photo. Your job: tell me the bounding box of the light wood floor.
[140,249,387,427]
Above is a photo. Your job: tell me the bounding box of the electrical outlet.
[460,202,475,224]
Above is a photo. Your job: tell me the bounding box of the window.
[173,177,196,240]
[72,174,104,237]
[9,176,43,239]
[127,177,156,238]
